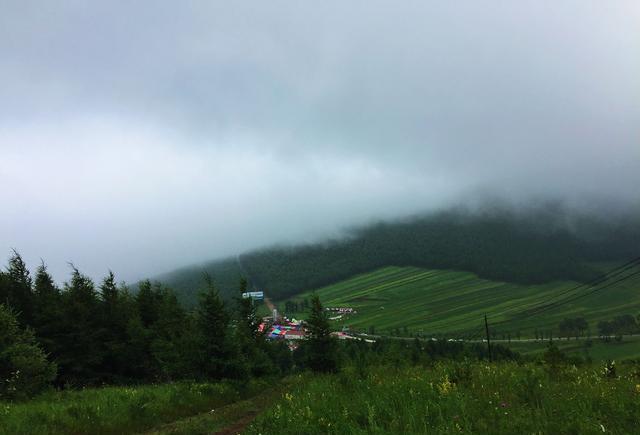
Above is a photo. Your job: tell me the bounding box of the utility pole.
[484,314,493,362]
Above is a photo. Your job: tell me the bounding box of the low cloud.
[1,1,638,282]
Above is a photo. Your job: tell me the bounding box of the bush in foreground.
[0,304,56,401]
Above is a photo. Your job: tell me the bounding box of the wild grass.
[0,379,269,435]
[248,362,640,434]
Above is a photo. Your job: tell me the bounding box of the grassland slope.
[281,264,640,338]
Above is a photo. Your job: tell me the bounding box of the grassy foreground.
[0,379,270,435]
[248,362,640,434]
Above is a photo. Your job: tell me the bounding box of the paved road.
[352,332,640,344]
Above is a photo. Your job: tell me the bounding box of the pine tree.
[57,265,104,385]
[34,262,59,300]
[136,279,160,328]
[32,262,63,359]
[129,280,168,380]
[236,279,261,343]
[0,272,9,306]
[235,277,270,376]
[150,287,188,381]
[123,311,155,380]
[100,271,119,318]
[5,250,34,325]
[196,274,234,379]
[98,271,132,381]
[304,294,338,373]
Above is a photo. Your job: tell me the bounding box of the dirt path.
[144,394,268,435]
[213,409,260,435]
[263,295,276,313]
[212,378,299,435]
[145,378,297,435]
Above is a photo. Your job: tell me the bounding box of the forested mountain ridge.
[151,257,242,307]
[155,206,640,306]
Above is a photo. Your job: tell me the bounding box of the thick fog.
[1,1,638,283]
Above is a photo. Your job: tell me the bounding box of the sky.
[1,1,639,284]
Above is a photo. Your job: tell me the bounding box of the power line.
[518,257,640,315]
[524,269,640,317]
[483,257,640,325]
[380,256,640,343]
[487,262,640,331]
[417,257,640,337]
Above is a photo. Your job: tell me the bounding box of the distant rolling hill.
[152,206,640,308]
[277,263,640,338]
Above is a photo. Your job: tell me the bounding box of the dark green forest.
[153,257,243,307]
[0,252,295,400]
[159,207,640,305]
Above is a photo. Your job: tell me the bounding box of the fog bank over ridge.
[0,1,638,283]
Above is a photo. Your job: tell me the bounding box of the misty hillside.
[155,207,640,306]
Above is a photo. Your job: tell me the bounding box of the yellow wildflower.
[438,375,454,395]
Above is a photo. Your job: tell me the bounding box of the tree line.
[597,315,640,340]
[556,315,640,341]
[0,251,294,400]
[283,298,310,314]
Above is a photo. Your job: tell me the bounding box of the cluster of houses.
[257,316,306,350]
[258,314,366,347]
[325,306,357,321]
[246,290,368,346]
[326,307,356,314]
[265,318,305,341]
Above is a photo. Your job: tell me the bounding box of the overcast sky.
[1,1,639,283]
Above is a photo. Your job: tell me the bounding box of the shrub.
[0,304,56,400]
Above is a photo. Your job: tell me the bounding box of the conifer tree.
[5,250,34,325]
[99,271,132,381]
[236,278,261,344]
[0,272,7,303]
[34,262,59,301]
[150,287,188,380]
[58,265,104,385]
[129,280,168,380]
[100,271,119,318]
[196,274,234,379]
[136,279,160,328]
[32,262,63,359]
[305,294,338,373]
[235,277,270,376]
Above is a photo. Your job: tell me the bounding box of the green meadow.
[247,361,640,435]
[279,264,640,339]
[508,336,640,362]
[9,356,640,434]
[0,379,272,435]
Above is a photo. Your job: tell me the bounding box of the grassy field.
[278,264,640,340]
[0,379,272,435]
[247,362,640,434]
[506,336,640,361]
